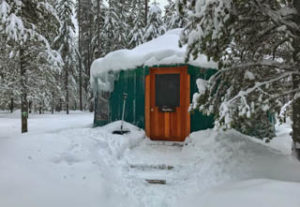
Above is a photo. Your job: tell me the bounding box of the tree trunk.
[65,65,69,114]
[145,0,148,26]
[78,0,83,111]
[28,101,32,113]
[96,0,101,58]
[292,1,300,160]
[51,92,55,114]
[292,88,300,159]
[79,56,83,111]
[87,0,93,112]
[59,98,62,112]
[20,47,28,133]
[10,98,14,113]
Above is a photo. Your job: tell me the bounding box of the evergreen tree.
[291,1,300,159]
[0,36,19,112]
[145,0,149,25]
[55,0,77,114]
[77,0,93,111]
[102,0,129,52]
[76,0,84,111]
[0,0,62,132]
[143,1,166,42]
[164,0,186,30]
[77,0,116,111]
[179,0,300,150]
[128,0,146,48]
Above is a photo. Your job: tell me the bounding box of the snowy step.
[125,164,178,185]
[145,179,166,185]
[146,141,184,147]
[130,163,174,171]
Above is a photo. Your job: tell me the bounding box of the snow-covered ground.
[0,110,93,139]
[0,111,300,207]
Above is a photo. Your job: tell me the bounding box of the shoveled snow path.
[122,140,191,207]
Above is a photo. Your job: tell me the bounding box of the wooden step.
[130,164,174,170]
[145,179,166,185]
[146,141,184,147]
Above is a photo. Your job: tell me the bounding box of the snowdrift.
[181,179,300,207]
[0,115,145,207]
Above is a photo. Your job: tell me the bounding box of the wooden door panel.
[147,66,190,141]
[145,75,151,137]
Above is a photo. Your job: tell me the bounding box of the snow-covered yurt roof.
[91,29,217,78]
[90,29,217,91]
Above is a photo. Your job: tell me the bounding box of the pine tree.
[145,0,148,25]
[77,0,92,111]
[164,0,186,30]
[102,0,129,52]
[179,0,299,141]
[0,0,62,132]
[128,0,146,48]
[291,1,300,159]
[143,1,166,42]
[55,0,77,114]
[77,0,112,111]
[0,36,19,112]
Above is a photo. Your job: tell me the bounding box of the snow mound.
[185,129,300,184]
[101,121,145,158]
[0,117,144,207]
[90,29,217,79]
[174,129,300,207]
[181,179,300,207]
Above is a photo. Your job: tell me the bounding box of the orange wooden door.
[145,66,190,142]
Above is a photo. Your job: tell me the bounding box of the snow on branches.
[179,0,300,139]
[0,0,62,67]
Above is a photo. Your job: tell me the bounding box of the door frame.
[145,66,190,141]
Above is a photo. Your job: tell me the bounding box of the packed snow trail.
[122,140,189,206]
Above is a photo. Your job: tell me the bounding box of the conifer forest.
[1,1,300,206]
[1,0,300,156]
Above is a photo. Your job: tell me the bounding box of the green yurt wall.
[188,65,216,132]
[94,65,217,132]
[108,67,147,129]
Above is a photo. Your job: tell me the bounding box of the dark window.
[155,74,180,111]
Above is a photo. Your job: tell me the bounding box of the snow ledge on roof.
[90,29,217,80]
